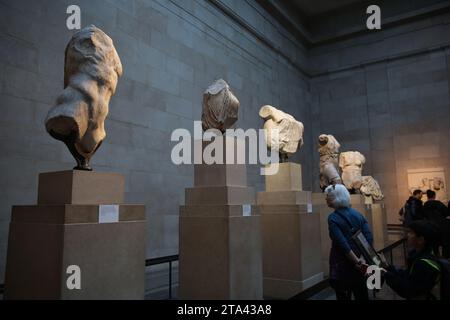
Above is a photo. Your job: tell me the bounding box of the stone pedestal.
[313,193,388,277]
[257,163,323,299]
[5,170,146,300]
[265,162,302,192]
[367,203,389,251]
[349,195,388,250]
[312,193,334,278]
[350,194,371,221]
[179,137,263,300]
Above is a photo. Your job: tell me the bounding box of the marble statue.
[201,79,239,133]
[339,151,366,192]
[45,25,123,171]
[361,176,384,201]
[318,134,342,190]
[259,105,304,162]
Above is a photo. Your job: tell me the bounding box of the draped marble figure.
[45,25,123,170]
[201,79,239,133]
[259,105,304,162]
[361,176,384,201]
[318,134,342,190]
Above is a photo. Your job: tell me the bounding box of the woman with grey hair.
[325,184,373,300]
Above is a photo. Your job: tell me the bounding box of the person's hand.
[355,259,369,274]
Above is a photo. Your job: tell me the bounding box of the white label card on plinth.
[242,204,252,217]
[307,203,313,213]
[99,205,119,223]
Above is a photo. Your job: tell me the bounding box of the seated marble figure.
[339,151,384,201]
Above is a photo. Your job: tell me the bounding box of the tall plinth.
[257,163,323,299]
[313,192,388,277]
[179,137,263,300]
[349,195,388,251]
[5,170,146,300]
[312,193,334,278]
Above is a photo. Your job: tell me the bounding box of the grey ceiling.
[290,0,366,16]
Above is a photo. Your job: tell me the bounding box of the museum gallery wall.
[0,0,311,287]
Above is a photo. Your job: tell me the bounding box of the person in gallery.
[325,184,373,300]
[424,190,448,221]
[423,190,450,258]
[399,189,424,227]
[383,220,441,300]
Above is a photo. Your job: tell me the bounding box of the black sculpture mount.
[48,129,102,171]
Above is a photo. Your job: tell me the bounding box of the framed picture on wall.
[407,167,448,203]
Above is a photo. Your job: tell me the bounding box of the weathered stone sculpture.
[201,79,239,133]
[339,151,384,200]
[45,25,123,170]
[339,151,366,192]
[259,105,304,162]
[318,134,342,190]
[360,176,384,201]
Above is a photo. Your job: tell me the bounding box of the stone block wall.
[0,0,312,282]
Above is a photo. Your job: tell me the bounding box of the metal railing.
[378,237,407,266]
[145,255,179,300]
[372,237,407,299]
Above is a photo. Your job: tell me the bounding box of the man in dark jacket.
[424,190,450,258]
[383,221,441,300]
[424,190,449,221]
[399,190,424,227]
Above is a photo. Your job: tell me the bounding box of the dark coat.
[400,197,424,226]
[424,200,449,223]
[328,207,373,285]
[424,200,450,246]
[385,248,440,300]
